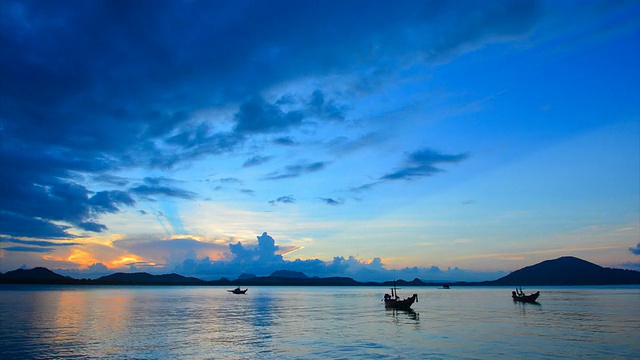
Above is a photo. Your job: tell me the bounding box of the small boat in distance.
[228,287,248,294]
[512,287,539,303]
[383,281,418,310]
[441,284,450,289]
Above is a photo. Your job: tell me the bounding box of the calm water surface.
[1,285,638,359]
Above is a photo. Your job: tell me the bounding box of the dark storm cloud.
[381,148,469,181]
[263,161,327,180]
[0,0,541,241]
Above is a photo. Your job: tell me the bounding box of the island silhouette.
[1,256,639,286]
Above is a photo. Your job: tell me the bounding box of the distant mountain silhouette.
[383,278,428,287]
[0,267,76,284]
[95,272,205,285]
[270,270,308,279]
[239,274,360,286]
[486,256,640,285]
[2,256,638,286]
[237,273,257,280]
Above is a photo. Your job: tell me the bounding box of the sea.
[1,285,638,359]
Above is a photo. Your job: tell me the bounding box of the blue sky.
[1,0,638,281]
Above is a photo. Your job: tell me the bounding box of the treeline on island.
[1,256,639,286]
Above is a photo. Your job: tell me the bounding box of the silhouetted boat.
[383,281,418,309]
[228,287,248,294]
[512,287,539,303]
[442,284,450,289]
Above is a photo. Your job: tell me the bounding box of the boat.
[382,281,418,310]
[228,287,248,294]
[442,284,450,289]
[512,287,539,303]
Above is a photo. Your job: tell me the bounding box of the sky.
[1,0,639,282]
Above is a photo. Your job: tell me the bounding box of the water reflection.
[2,286,639,359]
[513,299,542,316]
[386,307,420,322]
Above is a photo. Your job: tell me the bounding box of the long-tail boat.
[228,287,248,294]
[382,281,418,309]
[512,287,539,303]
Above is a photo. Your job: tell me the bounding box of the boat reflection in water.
[386,307,419,322]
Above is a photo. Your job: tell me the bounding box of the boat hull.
[228,289,248,294]
[384,294,418,310]
[512,291,540,303]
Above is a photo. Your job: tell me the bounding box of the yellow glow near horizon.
[280,246,304,257]
[67,249,99,267]
[111,254,148,266]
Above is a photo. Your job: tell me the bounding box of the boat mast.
[392,269,397,299]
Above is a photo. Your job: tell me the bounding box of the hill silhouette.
[0,267,76,284]
[95,272,205,285]
[486,256,640,285]
[1,256,638,285]
[270,270,308,279]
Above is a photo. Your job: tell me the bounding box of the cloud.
[218,177,243,184]
[234,96,304,135]
[349,182,381,193]
[308,90,347,120]
[0,177,135,238]
[264,161,327,180]
[0,1,543,255]
[381,148,469,181]
[243,155,272,168]
[0,212,76,239]
[89,190,136,213]
[170,233,504,282]
[55,262,113,279]
[4,231,506,282]
[630,243,640,255]
[130,177,197,200]
[240,189,255,196]
[273,137,297,146]
[131,185,196,200]
[619,262,640,271]
[2,246,54,253]
[92,174,131,187]
[319,198,344,206]
[112,235,228,266]
[269,195,296,205]
[1,237,81,247]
